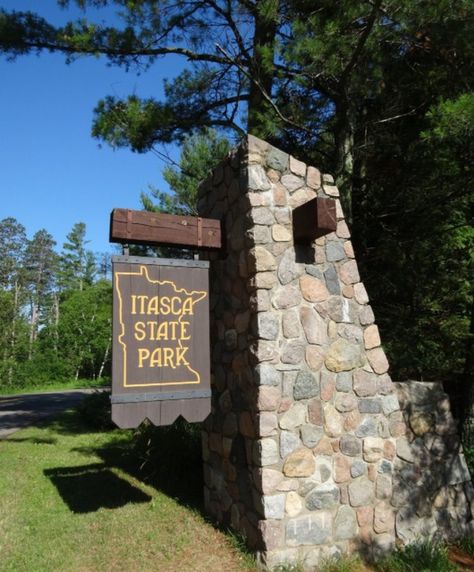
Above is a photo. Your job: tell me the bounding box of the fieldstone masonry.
[197,135,473,569]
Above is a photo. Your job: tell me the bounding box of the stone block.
[339,260,360,285]
[306,345,325,371]
[367,347,390,374]
[305,482,340,510]
[301,425,324,448]
[349,477,375,507]
[261,494,286,519]
[257,312,280,340]
[248,245,276,273]
[280,403,307,430]
[281,173,304,192]
[359,398,382,414]
[277,248,301,285]
[334,505,358,540]
[258,386,281,411]
[334,454,351,483]
[285,491,303,517]
[293,370,320,401]
[255,438,279,466]
[289,155,306,177]
[306,166,321,189]
[376,475,392,500]
[286,513,332,546]
[300,306,327,345]
[272,224,292,242]
[300,275,330,302]
[363,437,384,462]
[326,241,345,262]
[353,369,377,397]
[272,284,302,309]
[283,448,315,477]
[325,339,364,372]
[335,393,358,413]
[323,403,344,437]
[280,430,301,459]
[336,372,353,392]
[282,309,301,338]
[340,434,362,457]
[324,265,341,295]
[267,147,289,171]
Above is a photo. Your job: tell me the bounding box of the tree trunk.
[98,339,111,379]
[333,99,355,224]
[28,299,38,360]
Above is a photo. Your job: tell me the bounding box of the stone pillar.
[197,135,473,569]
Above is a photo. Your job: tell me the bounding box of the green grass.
[458,536,474,557]
[0,377,110,396]
[375,541,458,572]
[318,555,366,572]
[0,409,256,572]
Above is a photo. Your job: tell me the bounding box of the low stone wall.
[393,381,474,543]
[197,135,474,570]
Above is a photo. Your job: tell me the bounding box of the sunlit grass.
[0,410,255,572]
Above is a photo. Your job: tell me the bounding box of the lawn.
[0,409,255,572]
[1,402,473,572]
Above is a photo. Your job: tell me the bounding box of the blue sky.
[0,1,183,254]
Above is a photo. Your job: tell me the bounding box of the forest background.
[0,1,472,421]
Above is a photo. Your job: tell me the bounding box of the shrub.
[77,390,114,430]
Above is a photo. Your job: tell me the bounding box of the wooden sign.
[111,255,211,428]
[110,208,222,250]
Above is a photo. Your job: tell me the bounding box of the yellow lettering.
[171,296,181,315]
[134,321,146,341]
[180,321,191,340]
[155,322,169,340]
[182,297,193,316]
[138,348,150,368]
[147,296,158,315]
[160,296,171,315]
[163,347,175,368]
[169,321,178,340]
[175,347,189,366]
[150,348,162,367]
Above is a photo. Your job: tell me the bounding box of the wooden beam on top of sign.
[110,208,222,250]
[292,197,337,244]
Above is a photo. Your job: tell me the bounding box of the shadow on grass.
[47,407,205,512]
[44,463,152,513]
[5,436,57,445]
[73,424,205,510]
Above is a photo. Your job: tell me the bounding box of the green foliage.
[57,279,112,380]
[58,222,96,292]
[77,390,115,430]
[376,541,458,572]
[141,129,230,215]
[1,1,473,400]
[0,218,111,391]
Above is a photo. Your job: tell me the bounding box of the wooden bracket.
[292,197,337,244]
[110,208,222,250]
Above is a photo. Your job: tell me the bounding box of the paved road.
[0,389,96,439]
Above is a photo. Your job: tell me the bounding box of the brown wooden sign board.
[111,255,211,428]
[110,208,222,250]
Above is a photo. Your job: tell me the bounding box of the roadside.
[0,389,100,439]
